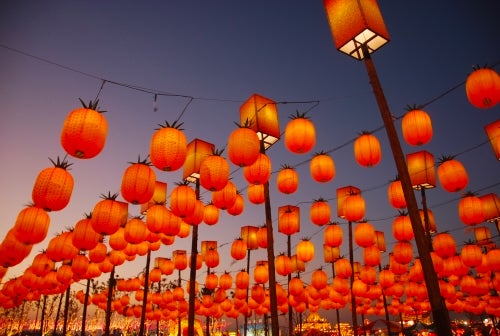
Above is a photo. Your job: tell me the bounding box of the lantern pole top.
[323,0,390,60]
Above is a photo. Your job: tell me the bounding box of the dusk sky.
[1,0,500,323]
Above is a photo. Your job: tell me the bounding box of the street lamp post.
[323,1,452,335]
[240,94,281,336]
[241,225,259,336]
[183,139,215,336]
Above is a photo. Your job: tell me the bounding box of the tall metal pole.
[104,266,116,336]
[330,262,342,336]
[63,285,71,336]
[81,279,91,336]
[348,220,358,336]
[261,140,280,336]
[361,45,452,336]
[139,250,152,336]
[188,179,201,336]
[244,249,252,336]
[287,235,293,336]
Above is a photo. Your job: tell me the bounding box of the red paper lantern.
[203,202,220,225]
[392,213,414,242]
[247,183,265,204]
[458,192,485,226]
[275,254,292,276]
[324,223,343,247]
[392,241,413,265]
[91,193,128,236]
[243,153,271,185]
[437,156,469,193]
[13,205,50,245]
[344,194,366,222]
[311,268,328,290]
[465,66,500,109]
[284,111,316,154]
[296,239,314,263]
[432,232,457,259]
[212,180,237,210]
[230,238,247,261]
[150,120,187,171]
[354,222,375,248]
[32,157,74,212]
[310,198,331,226]
[276,165,299,194]
[354,132,381,167]
[72,214,101,251]
[401,108,433,146]
[226,192,244,216]
[310,152,335,183]
[227,123,260,167]
[170,183,197,218]
[278,205,300,236]
[121,157,156,205]
[200,149,230,191]
[124,217,148,244]
[387,179,406,209]
[61,99,108,159]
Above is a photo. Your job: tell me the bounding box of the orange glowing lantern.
[239,93,280,150]
[61,99,108,159]
[284,111,316,154]
[278,205,300,236]
[247,183,265,204]
[173,250,188,271]
[71,214,101,251]
[323,0,390,60]
[354,222,375,248]
[241,225,259,251]
[91,193,128,236]
[150,120,187,172]
[140,181,167,214]
[276,165,299,194]
[170,183,196,218]
[254,260,269,284]
[392,213,414,242]
[32,157,74,212]
[323,245,340,263]
[310,151,335,183]
[324,223,343,247]
[200,148,230,192]
[437,156,469,193]
[275,254,292,276]
[344,193,366,222]
[432,232,457,259]
[387,178,407,209]
[336,185,361,219]
[465,66,500,109]
[203,202,219,225]
[13,205,50,245]
[243,153,271,185]
[230,238,247,261]
[353,132,381,167]
[227,121,261,167]
[120,156,156,205]
[226,192,244,216]
[484,119,500,160]
[458,192,485,226]
[211,180,237,210]
[401,107,433,146]
[296,239,314,263]
[406,150,436,189]
[310,198,331,226]
[480,193,500,222]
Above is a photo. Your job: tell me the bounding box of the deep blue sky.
[1,0,500,324]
